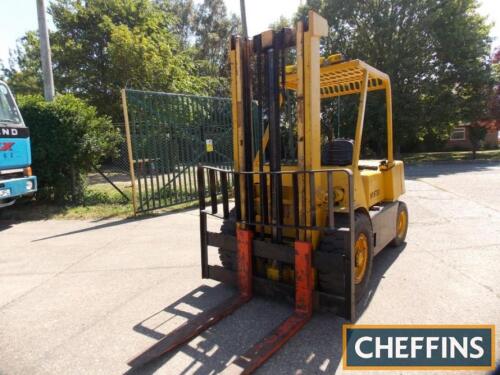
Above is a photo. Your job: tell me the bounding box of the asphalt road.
[0,161,499,375]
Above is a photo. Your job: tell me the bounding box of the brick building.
[445,120,500,150]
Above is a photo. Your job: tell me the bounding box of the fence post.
[121,89,138,215]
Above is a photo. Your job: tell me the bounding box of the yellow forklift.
[129,11,408,373]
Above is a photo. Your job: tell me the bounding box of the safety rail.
[197,164,356,321]
[197,165,354,234]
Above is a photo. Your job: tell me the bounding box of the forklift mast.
[231,12,330,245]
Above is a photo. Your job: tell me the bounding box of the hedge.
[18,94,121,203]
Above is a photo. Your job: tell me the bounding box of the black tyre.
[318,212,374,303]
[219,209,236,270]
[390,201,408,247]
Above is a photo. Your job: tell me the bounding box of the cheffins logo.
[343,325,495,370]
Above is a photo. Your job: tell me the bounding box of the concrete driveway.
[1,162,499,374]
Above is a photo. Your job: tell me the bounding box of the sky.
[0,0,498,65]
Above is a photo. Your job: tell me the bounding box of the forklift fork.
[127,228,253,368]
[128,231,314,374]
[223,240,313,374]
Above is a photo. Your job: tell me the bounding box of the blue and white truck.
[0,81,37,208]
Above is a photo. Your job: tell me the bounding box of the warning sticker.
[206,139,214,152]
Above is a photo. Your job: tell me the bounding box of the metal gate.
[122,89,233,214]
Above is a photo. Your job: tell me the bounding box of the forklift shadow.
[31,206,199,242]
[125,243,406,375]
[357,242,407,318]
[125,282,283,375]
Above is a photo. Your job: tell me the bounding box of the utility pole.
[239,0,248,38]
[36,0,55,101]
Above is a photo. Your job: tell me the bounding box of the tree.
[302,0,493,153]
[468,48,500,158]
[1,32,43,95]
[50,0,219,120]
[157,0,241,96]
[155,0,196,48]
[269,16,292,30]
[192,0,240,94]
[489,48,500,121]
[468,124,487,159]
[3,0,236,121]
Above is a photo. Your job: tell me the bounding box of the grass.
[0,182,200,221]
[402,149,500,163]
[0,183,134,221]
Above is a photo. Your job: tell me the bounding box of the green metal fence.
[123,89,233,214]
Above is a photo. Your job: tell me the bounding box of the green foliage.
[49,0,217,120]
[0,184,134,221]
[269,16,292,30]
[193,0,239,76]
[2,0,238,121]
[157,0,240,96]
[155,0,196,49]
[305,0,493,152]
[1,32,43,95]
[489,48,500,120]
[17,94,121,202]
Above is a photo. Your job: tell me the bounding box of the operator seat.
[322,139,353,166]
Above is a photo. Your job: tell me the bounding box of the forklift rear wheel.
[318,212,374,303]
[390,201,408,247]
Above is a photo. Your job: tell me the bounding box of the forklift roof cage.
[285,59,390,98]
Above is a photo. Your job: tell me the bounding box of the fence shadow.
[124,242,406,375]
[31,206,198,242]
[88,171,131,185]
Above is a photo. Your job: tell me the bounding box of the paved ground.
[0,161,499,375]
